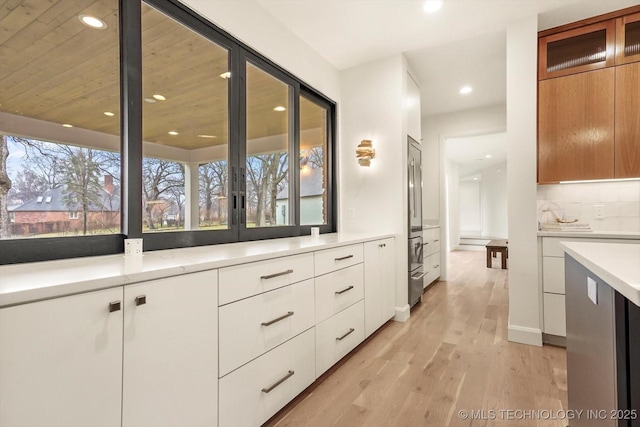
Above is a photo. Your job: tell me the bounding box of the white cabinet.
[314,243,363,276]
[219,328,315,427]
[122,271,218,427]
[422,227,441,289]
[540,236,639,338]
[315,300,365,376]
[315,264,364,324]
[0,271,219,427]
[407,72,422,142]
[0,288,124,427]
[218,278,315,376]
[363,238,396,337]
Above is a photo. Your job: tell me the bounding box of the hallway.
[266,250,568,427]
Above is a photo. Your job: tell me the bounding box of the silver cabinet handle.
[336,328,355,341]
[434,239,439,242]
[422,242,429,246]
[260,269,293,280]
[335,285,354,295]
[261,370,295,393]
[378,243,386,248]
[433,265,440,268]
[411,271,427,280]
[135,295,146,306]
[334,255,353,261]
[261,311,294,326]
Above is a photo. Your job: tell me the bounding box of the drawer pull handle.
[261,370,295,393]
[108,301,121,313]
[335,285,354,295]
[261,311,294,326]
[335,255,354,261]
[411,271,427,280]
[434,239,439,242]
[260,269,293,280]
[336,328,355,341]
[433,265,439,269]
[378,243,386,248]
[135,295,146,306]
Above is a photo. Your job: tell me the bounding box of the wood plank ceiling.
[0,0,324,153]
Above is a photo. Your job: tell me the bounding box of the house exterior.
[275,167,324,225]
[11,177,120,236]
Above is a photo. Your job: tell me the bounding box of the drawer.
[219,328,315,427]
[314,244,364,277]
[219,279,315,376]
[315,300,365,376]
[219,253,314,305]
[429,252,441,282]
[315,264,364,324]
[543,256,565,294]
[543,292,566,337]
[540,237,638,257]
[422,228,441,256]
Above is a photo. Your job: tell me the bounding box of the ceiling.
[446,132,507,178]
[255,0,640,116]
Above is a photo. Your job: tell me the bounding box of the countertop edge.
[538,231,640,239]
[0,233,396,308]
[560,241,640,307]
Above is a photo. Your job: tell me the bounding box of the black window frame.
[0,0,337,265]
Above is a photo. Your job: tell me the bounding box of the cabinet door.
[538,68,615,183]
[364,238,396,337]
[122,271,218,427]
[615,62,640,178]
[0,288,123,427]
[616,12,640,65]
[539,20,615,80]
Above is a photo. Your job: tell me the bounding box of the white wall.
[180,0,340,101]
[339,54,409,318]
[446,161,460,251]
[538,181,640,232]
[459,180,481,235]
[506,16,541,346]
[481,162,508,238]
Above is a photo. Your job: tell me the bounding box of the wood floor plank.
[264,250,568,427]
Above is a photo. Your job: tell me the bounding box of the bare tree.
[246,153,288,226]
[142,158,184,230]
[0,135,11,238]
[199,160,228,224]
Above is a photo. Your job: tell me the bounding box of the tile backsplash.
[537,181,640,232]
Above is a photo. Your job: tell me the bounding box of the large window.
[0,0,336,264]
[0,0,121,250]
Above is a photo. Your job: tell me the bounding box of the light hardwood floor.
[265,249,568,427]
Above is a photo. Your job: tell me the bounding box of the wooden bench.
[486,239,508,269]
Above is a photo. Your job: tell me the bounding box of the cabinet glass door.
[539,21,615,80]
[616,12,640,65]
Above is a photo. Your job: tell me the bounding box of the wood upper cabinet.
[616,12,640,65]
[538,68,615,183]
[615,62,640,178]
[539,21,615,80]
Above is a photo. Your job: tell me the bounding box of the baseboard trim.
[394,304,410,322]
[508,323,543,346]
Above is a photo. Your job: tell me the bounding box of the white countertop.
[560,241,640,307]
[538,230,640,239]
[0,233,395,308]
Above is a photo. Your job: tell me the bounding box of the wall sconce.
[356,139,375,167]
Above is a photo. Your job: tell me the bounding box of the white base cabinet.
[364,238,396,337]
[219,328,315,427]
[0,288,124,427]
[422,227,441,289]
[122,272,218,427]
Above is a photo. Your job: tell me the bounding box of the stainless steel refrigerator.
[408,137,424,307]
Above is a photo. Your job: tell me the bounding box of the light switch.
[587,277,598,305]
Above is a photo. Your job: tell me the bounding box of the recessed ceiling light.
[273,106,286,112]
[104,111,115,117]
[485,154,492,158]
[168,131,178,135]
[220,72,231,79]
[153,94,166,101]
[144,98,156,103]
[197,134,217,138]
[459,86,473,95]
[62,124,73,128]
[423,0,443,13]
[78,14,107,29]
